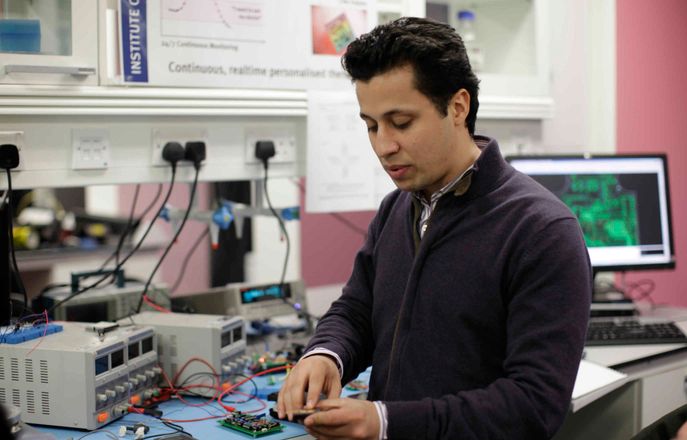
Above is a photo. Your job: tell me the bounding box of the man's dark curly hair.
[342,17,480,136]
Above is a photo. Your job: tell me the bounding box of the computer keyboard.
[586,318,687,346]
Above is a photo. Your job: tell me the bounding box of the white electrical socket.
[244,135,297,164]
[151,128,208,167]
[0,131,25,170]
[72,129,110,170]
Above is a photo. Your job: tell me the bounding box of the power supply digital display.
[239,284,291,304]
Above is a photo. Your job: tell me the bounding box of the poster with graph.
[119,0,376,89]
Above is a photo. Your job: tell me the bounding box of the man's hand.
[277,355,341,420]
[303,398,380,440]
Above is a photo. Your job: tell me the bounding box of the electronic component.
[172,280,306,321]
[0,321,159,429]
[2,403,21,435]
[35,281,171,322]
[268,407,317,423]
[0,323,63,344]
[219,410,283,437]
[122,312,248,397]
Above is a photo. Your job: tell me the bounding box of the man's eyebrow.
[359,110,412,121]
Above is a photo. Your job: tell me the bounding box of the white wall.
[479,0,615,156]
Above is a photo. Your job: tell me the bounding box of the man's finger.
[327,380,342,400]
[315,398,344,411]
[307,406,349,428]
[276,388,286,419]
[305,369,326,409]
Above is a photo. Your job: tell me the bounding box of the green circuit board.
[560,174,639,247]
[218,411,283,437]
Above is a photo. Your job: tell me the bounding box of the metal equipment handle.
[71,269,125,293]
[3,64,96,76]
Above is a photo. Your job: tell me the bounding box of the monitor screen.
[508,154,675,272]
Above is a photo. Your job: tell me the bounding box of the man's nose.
[373,128,400,158]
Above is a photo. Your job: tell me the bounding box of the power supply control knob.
[136,374,147,383]
[105,390,116,399]
[152,367,162,374]
[222,365,232,373]
[96,393,108,403]
[143,390,153,399]
[145,370,156,379]
[115,385,126,394]
[129,377,139,386]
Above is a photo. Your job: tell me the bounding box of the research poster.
[119,0,377,89]
[306,90,396,212]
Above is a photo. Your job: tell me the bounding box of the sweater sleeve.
[385,217,592,439]
[304,195,391,383]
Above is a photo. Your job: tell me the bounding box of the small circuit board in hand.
[218,411,283,437]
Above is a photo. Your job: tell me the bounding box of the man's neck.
[421,140,481,201]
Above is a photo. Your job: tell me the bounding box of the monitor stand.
[590,271,637,318]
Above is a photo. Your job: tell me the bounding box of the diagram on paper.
[162,0,266,42]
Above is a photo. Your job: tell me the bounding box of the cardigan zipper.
[383,206,437,399]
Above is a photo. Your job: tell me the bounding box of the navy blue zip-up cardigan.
[306,137,592,439]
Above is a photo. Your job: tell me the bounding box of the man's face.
[356,65,468,197]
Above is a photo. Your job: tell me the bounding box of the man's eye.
[366,125,378,133]
[393,120,411,129]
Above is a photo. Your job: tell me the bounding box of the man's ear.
[448,89,471,128]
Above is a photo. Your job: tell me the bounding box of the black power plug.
[161,142,185,169]
[184,141,206,170]
[0,144,20,170]
[255,140,276,169]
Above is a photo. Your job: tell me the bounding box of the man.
[278,17,591,439]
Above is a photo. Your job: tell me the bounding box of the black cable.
[176,371,219,389]
[170,227,209,293]
[115,184,140,268]
[176,371,259,403]
[291,178,367,239]
[96,184,140,289]
[141,420,192,439]
[39,282,69,295]
[99,183,163,272]
[5,170,27,310]
[218,374,259,404]
[262,166,320,323]
[47,169,178,315]
[262,165,289,295]
[329,212,369,238]
[173,370,220,399]
[135,167,200,314]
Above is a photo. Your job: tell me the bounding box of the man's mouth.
[386,165,410,179]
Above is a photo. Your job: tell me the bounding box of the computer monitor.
[507,154,675,273]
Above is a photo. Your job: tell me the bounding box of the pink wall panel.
[617,1,687,305]
[299,180,374,287]
[119,182,210,296]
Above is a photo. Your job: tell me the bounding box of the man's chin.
[393,181,420,193]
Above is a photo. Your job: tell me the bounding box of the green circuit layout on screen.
[560,174,639,247]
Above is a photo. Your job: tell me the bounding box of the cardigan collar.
[462,135,513,200]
